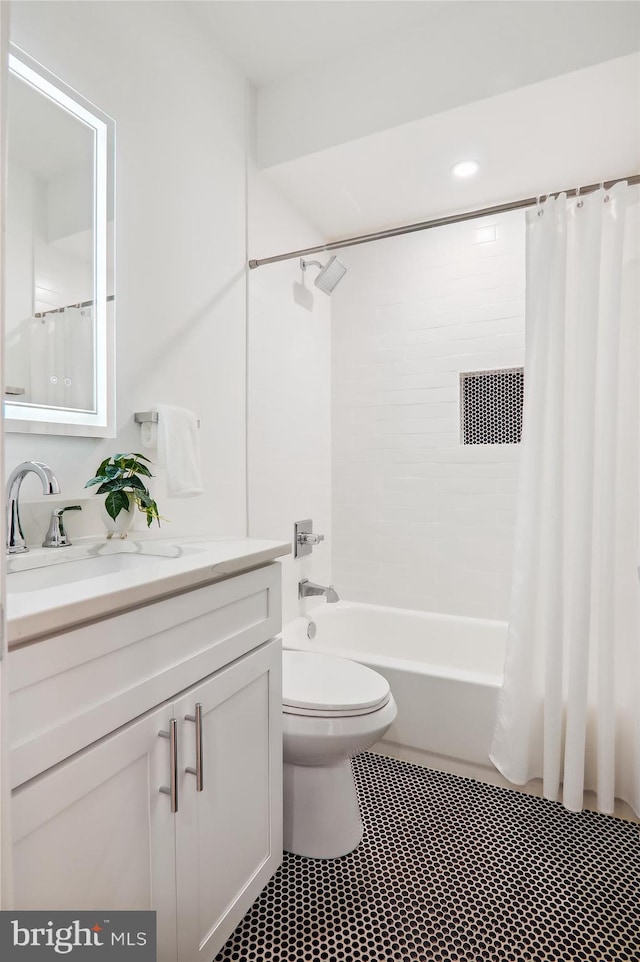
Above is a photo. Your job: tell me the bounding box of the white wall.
[7,0,248,542]
[247,165,332,625]
[331,211,525,619]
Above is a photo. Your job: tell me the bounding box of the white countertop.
[7,536,290,648]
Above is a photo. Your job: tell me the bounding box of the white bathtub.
[282,601,507,775]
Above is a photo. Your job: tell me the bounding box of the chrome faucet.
[299,579,340,604]
[6,461,61,554]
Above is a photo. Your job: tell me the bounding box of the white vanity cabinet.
[9,560,284,962]
[174,641,281,960]
[12,700,181,956]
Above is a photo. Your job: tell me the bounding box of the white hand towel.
[140,420,157,449]
[156,404,203,498]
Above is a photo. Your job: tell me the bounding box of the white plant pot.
[102,494,136,539]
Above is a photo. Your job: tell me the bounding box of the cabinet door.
[174,640,282,961]
[12,703,179,962]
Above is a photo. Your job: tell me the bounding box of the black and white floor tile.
[215,753,640,962]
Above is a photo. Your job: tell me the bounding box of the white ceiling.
[193,0,443,85]
[190,1,640,246]
[192,1,639,89]
[260,53,640,243]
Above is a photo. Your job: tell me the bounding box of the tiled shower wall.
[331,211,525,619]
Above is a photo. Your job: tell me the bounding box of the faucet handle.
[43,505,82,548]
[53,505,82,518]
[294,520,326,558]
[298,532,325,546]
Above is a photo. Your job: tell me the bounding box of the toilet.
[282,649,397,859]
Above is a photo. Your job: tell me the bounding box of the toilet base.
[283,759,363,859]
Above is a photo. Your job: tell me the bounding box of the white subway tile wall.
[331,210,525,619]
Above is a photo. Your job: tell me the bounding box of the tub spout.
[299,579,340,604]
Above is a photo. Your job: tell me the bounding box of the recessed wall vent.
[460,367,524,444]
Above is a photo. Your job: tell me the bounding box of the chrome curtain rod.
[248,174,640,269]
[35,293,115,319]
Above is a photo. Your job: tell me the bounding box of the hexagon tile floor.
[214,752,640,962]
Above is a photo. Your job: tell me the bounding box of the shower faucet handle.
[298,532,325,546]
[294,519,325,559]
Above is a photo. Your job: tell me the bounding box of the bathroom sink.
[5,537,291,649]
[7,544,205,594]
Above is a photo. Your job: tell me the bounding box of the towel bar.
[134,411,158,424]
[134,411,201,428]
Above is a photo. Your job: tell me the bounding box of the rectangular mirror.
[4,46,115,437]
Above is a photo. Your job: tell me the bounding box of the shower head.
[300,256,347,295]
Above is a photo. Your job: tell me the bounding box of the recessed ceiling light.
[451,160,479,178]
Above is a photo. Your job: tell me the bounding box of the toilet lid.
[282,650,390,716]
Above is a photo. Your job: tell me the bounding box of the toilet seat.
[283,650,391,718]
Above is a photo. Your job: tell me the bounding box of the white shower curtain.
[490,182,640,816]
[27,306,94,411]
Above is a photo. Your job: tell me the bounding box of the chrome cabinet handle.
[159,719,178,813]
[185,703,203,792]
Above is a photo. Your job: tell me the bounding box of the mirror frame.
[4,45,116,437]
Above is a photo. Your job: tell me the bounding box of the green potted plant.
[86,453,162,537]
